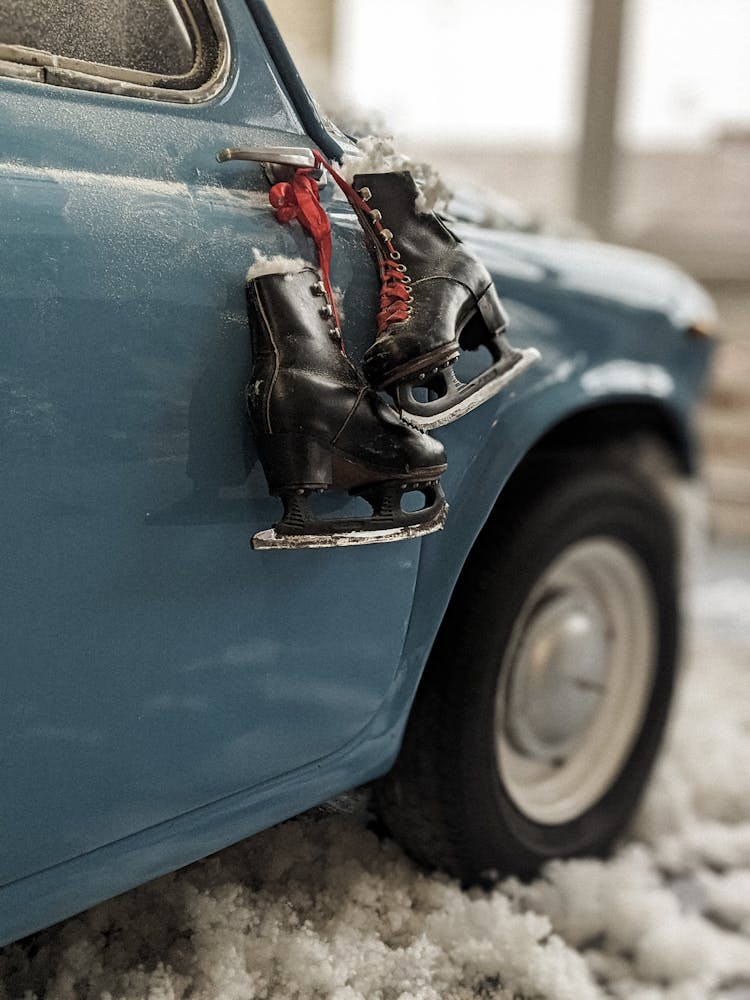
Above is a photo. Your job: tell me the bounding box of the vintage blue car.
[0,0,714,946]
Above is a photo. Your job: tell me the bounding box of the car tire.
[375,456,679,882]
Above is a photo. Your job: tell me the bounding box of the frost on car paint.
[0,0,714,950]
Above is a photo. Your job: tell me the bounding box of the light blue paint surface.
[0,0,712,945]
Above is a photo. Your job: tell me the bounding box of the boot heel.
[459,283,509,351]
[475,282,509,337]
[255,432,334,493]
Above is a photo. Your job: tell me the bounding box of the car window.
[1,0,193,75]
[0,0,228,102]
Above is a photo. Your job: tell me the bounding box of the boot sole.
[372,343,460,392]
[255,430,447,493]
[364,283,510,390]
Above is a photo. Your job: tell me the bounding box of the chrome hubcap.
[495,537,656,824]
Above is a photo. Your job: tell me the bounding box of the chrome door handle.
[216,146,316,167]
[216,146,325,186]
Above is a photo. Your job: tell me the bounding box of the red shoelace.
[268,167,339,330]
[268,150,411,339]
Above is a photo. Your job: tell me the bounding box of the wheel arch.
[510,399,694,482]
[376,421,683,878]
[362,395,696,786]
[408,397,691,708]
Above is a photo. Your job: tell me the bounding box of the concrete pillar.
[576,0,628,238]
[266,0,338,105]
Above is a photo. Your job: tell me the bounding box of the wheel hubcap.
[495,537,656,825]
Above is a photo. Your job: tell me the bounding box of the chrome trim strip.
[0,58,44,82]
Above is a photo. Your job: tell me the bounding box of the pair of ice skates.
[247,167,539,550]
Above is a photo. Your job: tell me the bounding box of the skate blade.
[399,347,540,431]
[252,505,447,550]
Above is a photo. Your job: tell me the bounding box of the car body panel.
[0,0,712,947]
[0,0,420,890]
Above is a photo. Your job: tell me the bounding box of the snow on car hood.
[462,228,718,333]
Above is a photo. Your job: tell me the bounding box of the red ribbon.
[268,151,413,341]
[269,168,340,334]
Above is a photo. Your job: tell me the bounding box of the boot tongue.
[353,171,456,267]
[352,171,420,217]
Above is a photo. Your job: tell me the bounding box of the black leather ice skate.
[348,171,540,429]
[246,266,448,550]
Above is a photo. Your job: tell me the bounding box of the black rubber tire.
[375,456,680,882]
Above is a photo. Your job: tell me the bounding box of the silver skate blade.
[399,347,541,431]
[252,506,447,550]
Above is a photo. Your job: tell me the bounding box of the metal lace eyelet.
[369,208,382,223]
[379,228,394,243]
[389,249,401,259]
[320,303,333,318]
[311,281,326,296]
[397,263,407,272]
[357,186,372,201]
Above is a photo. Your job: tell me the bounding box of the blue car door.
[0,0,422,884]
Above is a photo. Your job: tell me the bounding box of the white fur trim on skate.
[339,136,452,214]
[251,505,447,550]
[246,254,312,281]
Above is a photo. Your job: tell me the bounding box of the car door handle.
[216,145,316,167]
[216,145,325,186]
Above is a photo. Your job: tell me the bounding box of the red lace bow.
[268,167,339,332]
[268,151,411,342]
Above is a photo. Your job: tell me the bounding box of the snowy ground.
[1,544,748,1000]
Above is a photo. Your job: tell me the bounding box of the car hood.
[460,228,718,334]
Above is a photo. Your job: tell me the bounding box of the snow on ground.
[1,546,748,1000]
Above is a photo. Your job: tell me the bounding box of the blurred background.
[268,0,750,540]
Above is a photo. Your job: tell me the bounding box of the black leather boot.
[350,171,540,429]
[246,266,448,549]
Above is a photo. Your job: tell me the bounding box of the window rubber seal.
[245,0,343,163]
[0,0,230,104]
